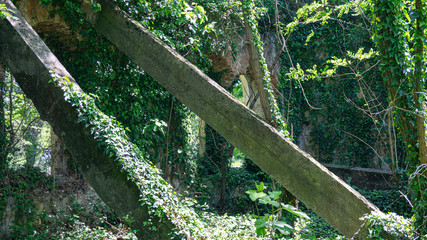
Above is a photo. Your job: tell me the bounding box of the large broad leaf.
[273,221,295,235]
[255,227,267,237]
[281,203,310,220]
[258,196,280,208]
[255,218,268,237]
[246,190,267,202]
[258,195,273,205]
[268,191,282,200]
[273,221,294,231]
[255,218,268,228]
[270,200,279,208]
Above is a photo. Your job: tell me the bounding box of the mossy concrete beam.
[83,1,381,238]
[0,1,174,238]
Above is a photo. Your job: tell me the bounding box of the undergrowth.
[0,167,135,239]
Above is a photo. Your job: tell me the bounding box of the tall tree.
[372,0,426,234]
[0,5,6,172]
[413,0,427,165]
[372,0,426,168]
[412,0,427,233]
[0,61,6,172]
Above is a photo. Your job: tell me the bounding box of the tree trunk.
[414,0,427,165]
[0,61,6,172]
[50,127,71,177]
[375,0,425,167]
[413,0,427,234]
[219,145,227,211]
[24,124,37,167]
[198,117,206,157]
[220,141,234,211]
[7,72,13,146]
[203,125,233,211]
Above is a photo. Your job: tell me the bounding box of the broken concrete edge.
[83,1,381,238]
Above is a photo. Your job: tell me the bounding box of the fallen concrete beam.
[0,1,174,238]
[82,1,381,238]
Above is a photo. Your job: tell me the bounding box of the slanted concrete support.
[0,1,174,238]
[83,1,381,238]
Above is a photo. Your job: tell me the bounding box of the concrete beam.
[82,1,381,238]
[0,1,174,238]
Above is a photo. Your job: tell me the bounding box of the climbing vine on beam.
[241,0,289,136]
[49,71,262,239]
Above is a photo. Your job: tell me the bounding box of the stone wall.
[0,183,103,238]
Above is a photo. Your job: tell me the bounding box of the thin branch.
[338,128,391,171]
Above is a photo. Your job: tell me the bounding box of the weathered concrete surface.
[323,163,395,190]
[15,0,77,47]
[83,1,382,238]
[0,1,174,239]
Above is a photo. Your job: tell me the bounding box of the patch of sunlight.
[231,158,244,168]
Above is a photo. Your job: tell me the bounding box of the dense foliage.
[1,0,426,238]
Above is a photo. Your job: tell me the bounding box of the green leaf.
[258,196,272,205]
[277,227,292,236]
[255,218,268,236]
[404,11,411,22]
[255,218,268,228]
[271,200,279,208]
[256,182,265,192]
[281,203,310,219]
[246,190,267,202]
[268,191,282,200]
[255,227,267,237]
[273,221,294,231]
